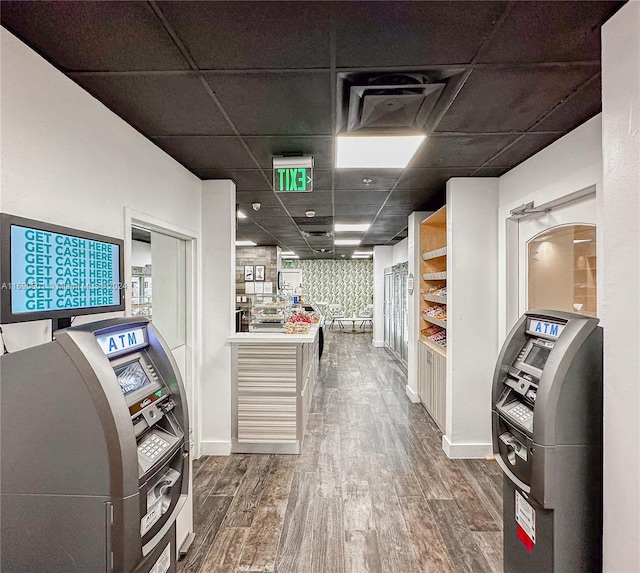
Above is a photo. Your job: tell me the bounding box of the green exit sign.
[274,167,312,192]
[272,156,314,192]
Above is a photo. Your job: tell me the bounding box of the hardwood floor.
[179,331,503,573]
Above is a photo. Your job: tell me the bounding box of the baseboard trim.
[200,441,231,456]
[405,385,420,403]
[442,435,492,459]
[372,339,385,347]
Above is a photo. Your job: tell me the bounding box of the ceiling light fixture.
[237,210,247,219]
[281,254,299,259]
[305,210,316,218]
[335,223,370,232]
[335,239,361,246]
[352,254,370,259]
[362,178,372,185]
[281,251,295,255]
[336,134,425,168]
[252,202,261,211]
[235,240,257,247]
[354,251,373,256]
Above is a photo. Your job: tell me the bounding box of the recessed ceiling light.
[335,239,361,246]
[335,223,370,232]
[362,178,373,185]
[352,255,370,259]
[236,210,247,219]
[354,251,373,256]
[235,240,257,247]
[281,254,299,259]
[336,135,426,168]
[281,251,295,255]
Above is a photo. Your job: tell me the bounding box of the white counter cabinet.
[227,327,319,453]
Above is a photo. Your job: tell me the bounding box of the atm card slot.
[505,375,531,397]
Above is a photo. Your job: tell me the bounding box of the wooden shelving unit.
[420,206,447,351]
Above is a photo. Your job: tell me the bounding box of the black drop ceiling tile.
[236,188,280,207]
[245,137,333,169]
[203,72,332,135]
[158,1,331,69]
[308,170,332,191]
[411,136,519,168]
[247,210,291,223]
[286,205,333,218]
[478,1,624,64]
[334,205,381,218]
[435,66,599,133]
[396,168,474,190]
[486,133,561,168]
[202,171,272,191]
[153,136,255,169]
[277,191,332,207]
[334,1,505,67]
[385,189,444,211]
[472,167,510,177]
[379,206,415,218]
[369,216,409,230]
[532,75,602,133]
[0,1,189,71]
[335,170,402,191]
[334,190,388,205]
[70,73,233,136]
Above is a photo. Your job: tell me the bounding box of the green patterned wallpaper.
[288,260,373,317]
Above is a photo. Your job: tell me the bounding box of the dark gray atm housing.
[1,317,189,573]
[492,309,602,572]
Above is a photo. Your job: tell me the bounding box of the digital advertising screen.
[5,221,123,318]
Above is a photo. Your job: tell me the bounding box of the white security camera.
[252,202,261,211]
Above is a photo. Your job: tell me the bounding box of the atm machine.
[1,317,190,573]
[492,310,603,572]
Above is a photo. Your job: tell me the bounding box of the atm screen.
[114,361,152,396]
[524,344,551,371]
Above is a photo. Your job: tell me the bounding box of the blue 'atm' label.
[96,326,146,357]
[528,319,565,339]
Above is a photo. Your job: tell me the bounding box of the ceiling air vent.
[337,70,464,134]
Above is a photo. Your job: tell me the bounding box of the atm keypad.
[509,403,533,423]
[138,434,170,461]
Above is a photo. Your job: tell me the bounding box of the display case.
[249,294,289,332]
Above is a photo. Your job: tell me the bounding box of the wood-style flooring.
[179,331,503,573]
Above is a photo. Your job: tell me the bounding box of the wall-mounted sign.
[273,156,313,192]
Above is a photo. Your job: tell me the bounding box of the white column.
[601,3,640,570]
[199,180,236,455]
[443,179,498,458]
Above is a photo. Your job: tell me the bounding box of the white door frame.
[124,207,201,458]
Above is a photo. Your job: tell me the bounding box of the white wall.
[601,3,640,570]
[200,180,236,455]
[497,115,603,340]
[392,237,408,264]
[131,240,152,267]
[0,28,203,347]
[372,245,393,347]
